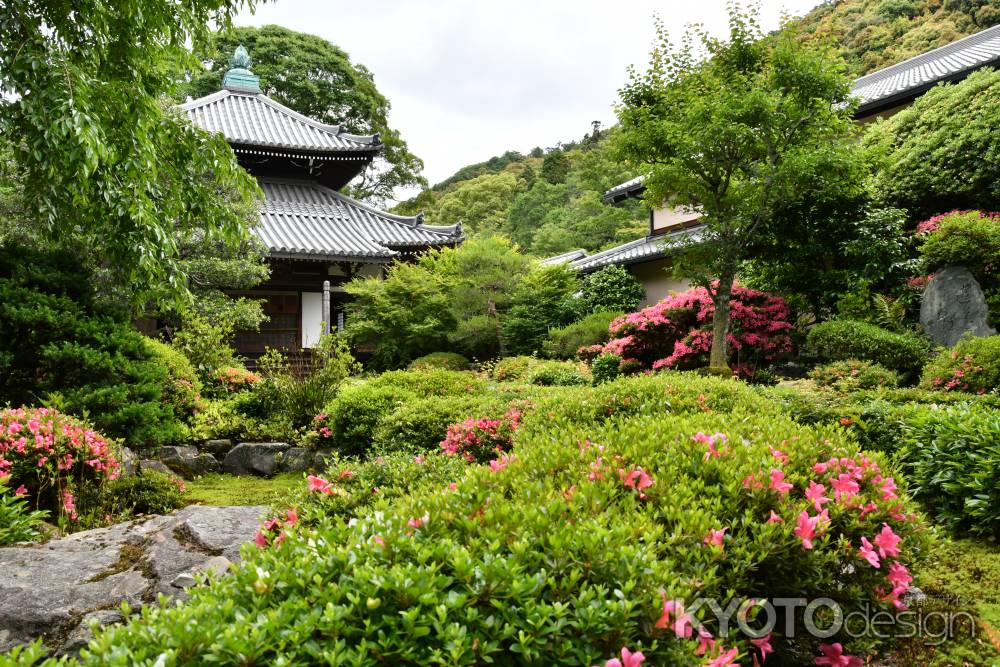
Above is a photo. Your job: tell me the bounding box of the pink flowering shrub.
[307,412,335,448]
[440,407,522,463]
[0,407,119,523]
[599,286,793,378]
[919,335,1000,394]
[211,366,261,394]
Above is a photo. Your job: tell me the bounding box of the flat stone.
[202,439,234,455]
[222,442,290,477]
[170,573,197,589]
[280,447,315,473]
[920,266,997,347]
[0,505,265,654]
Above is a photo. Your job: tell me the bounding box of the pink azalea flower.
[742,473,763,490]
[814,642,862,667]
[813,461,829,474]
[14,484,27,497]
[769,469,793,496]
[887,561,912,594]
[694,625,717,656]
[767,510,783,524]
[873,524,901,558]
[706,646,740,667]
[704,528,726,549]
[307,475,333,495]
[448,482,458,491]
[254,531,268,548]
[858,501,878,520]
[338,469,354,479]
[285,508,298,525]
[619,467,654,497]
[831,473,860,502]
[407,516,425,529]
[769,446,789,464]
[604,647,644,667]
[414,454,425,464]
[858,537,880,568]
[805,481,830,511]
[794,511,820,550]
[879,477,898,500]
[373,534,386,547]
[750,632,774,661]
[655,595,694,638]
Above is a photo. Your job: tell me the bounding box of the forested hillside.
[795,0,1000,75]
[395,0,1000,257]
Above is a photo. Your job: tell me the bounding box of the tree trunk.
[708,268,737,374]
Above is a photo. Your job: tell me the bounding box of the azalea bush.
[919,335,1000,394]
[143,338,204,424]
[0,407,119,525]
[487,355,537,382]
[439,406,523,463]
[809,359,901,392]
[807,319,932,380]
[543,309,622,360]
[27,375,930,665]
[525,359,589,386]
[407,352,471,372]
[209,365,261,396]
[599,286,793,378]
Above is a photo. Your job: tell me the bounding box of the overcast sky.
[236,1,820,199]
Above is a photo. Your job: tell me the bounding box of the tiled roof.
[255,177,463,261]
[852,23,1000,115]
[540,248,589,266]
[603,175,646,203]
[570,225,704,272]
[181,90,381,153]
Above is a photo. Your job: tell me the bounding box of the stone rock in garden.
[920,266,997,347]
[222,442,290,477]
[313,448,337,471]
[0,505,264,655]
[138,459,175,476]
[202,438,234,456]
[155,446,219,480]
[280,447,315,473]
[60,610,124,655]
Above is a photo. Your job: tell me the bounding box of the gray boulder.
[116,446,137,477]
[202,439,234,456]
[155,446,219,479]
[920,266,997,347]
[280,447,315,473]
[0,505,264,655]
[222,442,290,477]
[137,459,174,476]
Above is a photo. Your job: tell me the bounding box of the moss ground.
[183,473,303,507]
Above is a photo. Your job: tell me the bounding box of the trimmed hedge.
[809,359,900,391]
[807,319,932,379]
[543,310,621,360]
[525,359,588,386]
[407,352,471,372]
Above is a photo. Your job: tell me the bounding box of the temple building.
[555,23,1000,305]
[181,46,463,359]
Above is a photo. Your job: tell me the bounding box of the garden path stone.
[222,442,291,477]
[0,505,264,655]
[920,265,996,346]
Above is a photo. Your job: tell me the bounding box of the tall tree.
[616,4,862,372]
[0,0,260,306]
[180,25,425,205]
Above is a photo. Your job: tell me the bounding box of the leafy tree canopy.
[616,4,864,370]
[0,0,260,307]
[178,25,425,205]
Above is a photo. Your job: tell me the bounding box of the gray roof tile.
[181,90,380,153]
[570,225,704,272]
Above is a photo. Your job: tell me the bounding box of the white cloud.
[235,0,820,198]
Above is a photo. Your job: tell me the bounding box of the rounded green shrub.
[58,406,928,665]
[407,352,471,372]
[76,469,186,523]
[590,351,623,385]
[489,355,537,382]
[372,395,509,455]
[899,404,1000,537]
[543,310,622,360]
[327,383,417,457]
[920,335,1000,394]
[143,338,204,424]
[806,319,932,378]
[809,359,900,391]
[579,265,645,314]
[525,360,588,386]
[364,369,486,397]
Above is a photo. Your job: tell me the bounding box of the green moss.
[184,473,303,507]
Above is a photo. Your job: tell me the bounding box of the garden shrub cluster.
[488,355,537,381]
[75,470,187,524]
[0,478,47,545]
[407,352,471,371]
[0,407,119,526]
[897,404,1000,537]
[542,310,622,360]
[524,359,589,386]
[371,394,516,456]
[30,371,929,665]
[809,359,901,391]
[807,319,932,379]
[596,286,793,379]
[0,243,192,448]
[919,335,1000,394]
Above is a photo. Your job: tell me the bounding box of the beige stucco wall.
[628,258,691,306]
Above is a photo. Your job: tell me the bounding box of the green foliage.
[543,310,622,360]
[0,243,187,448]
[540,149,570,184]
[898,404,1000,536]
[432,173,521,235]
[248,335,360,430]
[77,470,186,522]
[189,393,288,443]
[920,335,1000,393]
[372,395,513,456]
[169,313,239,385]
[142,339,203,424]
[809,359,901,391]
[0,479,47,545]
[504,181,570,248]
[344,260,456,370]
[0,0,260,305]
[501,264,580,356]
[407,352,471,372]
[865,69,1000,219]
[616,6,864,369]
[179,25,424,204]
[32,376,928,664]
[792,0,998,76]
[807,319,932,378]
[918,210,1000,276]
[525,360,588,386]
[488,356,537,382]
[579,265,646,314]
[590,352,624,385]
